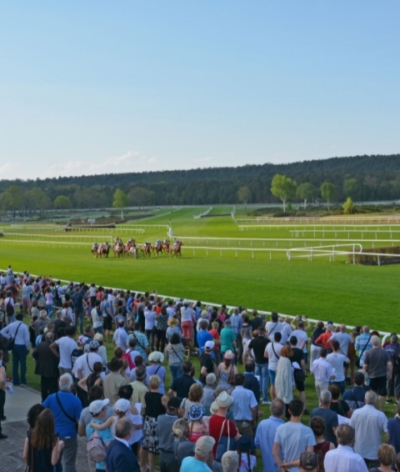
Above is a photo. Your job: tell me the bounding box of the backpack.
[87,430,107,463]
[122,351,135,370]
[6,299,14,317]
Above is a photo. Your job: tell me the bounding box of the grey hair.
[371,335,381,347]
[115,417,133,439]
[363,326,370,333]
[59,373,73,391]
[336,424,355,446]
[320,390,332,404]
[45,332,54,342]
[271,398,285,417]
[221,451,239,472]
[365,390,377,405]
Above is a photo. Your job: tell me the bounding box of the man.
[326,340,349,394]
[329,324,354,357]
[255,398,285,472]
[157,397,182,472]
[247,327,270,404]
[221,451,239,472]
[181,436,216,472]
[310,348,335,399]
[273,398,316,472]
[113,319,128,351]
[364,335,392,410]
[349,390,388,468]
[230,308,243,359]
[281,316,293,346]
[43,373,83,472]
[220,320,237,358]
[310,390,338,447]
[32,331,59,401]
[299,451,319,472]
[342,371,368,411]
[243,360,261,404]
[200,341,215,384]
[266,312,283,341]
[249,310,263,331]
[73,340,103,380]
[106,417,141,472]
[72,285,86,335]
[388,402,400,454]
[86,399,114,472]
[315,324,334,352]
[100,293,114,343]
[197,320,214,355]
[0,313,30,386]
[168,360,196,399]
[125,337,141,367]
[31,308,47,339]
[128,322,149,362]
[265,331,283,400]
[50,325,78,375]
[0,349,7,440]
[91,299,103,334]
[355,325,372,367]
[130,365,149,404]
[230,373,258,438]
[289,336,308,413]
[290,318,310,365]
[384,334,400,403]
[324,424,368,472]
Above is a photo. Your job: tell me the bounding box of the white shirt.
[180,306,195,323]
[56,336,78,369]
[324,445,368,472]
[326,352,348,382]
[0,321,30,350]
[290,329,308,353]
[91,307,103,329]
[144,310,156,330]
[265,342,283,371]
[73,352,103,378]
[311,358,334,382]
[166,306,175,319]
[266,321,283,339]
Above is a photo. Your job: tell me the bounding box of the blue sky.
[0,1,399,180]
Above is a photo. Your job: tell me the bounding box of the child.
[237,434,256,472]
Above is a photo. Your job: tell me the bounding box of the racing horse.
[152,239,163,256]
[171,240,183,257]
[162,239,170,253]
[126,239,138,259]
[91,243,99,258]
[113,239,125,257]
[98,242,110,258]
[141,242,152,257]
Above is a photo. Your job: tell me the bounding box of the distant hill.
[1,154,400,208]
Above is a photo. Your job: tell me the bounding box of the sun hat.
[107,358,123,372]
[299,451,319,470]
[223,350,235,360]
[206,373,217,386]
[114,399,130,413]
[205,341,215,351]
[236,434,254,452]
[89,340,100,351]
[188,404,205,421]
[216,391,233,408]
[200,310,208,318]
[195,436,215,457]
[89,399,109,415]
[210,401,219,415]
[148,351,164,363]
[167,397,182,410]
[94,333,103,342]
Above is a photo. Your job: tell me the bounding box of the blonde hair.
[149,375,161,389]
[173,418,188,439]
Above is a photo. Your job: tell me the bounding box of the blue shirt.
[230,314,243,334]
[181,456,212,472]
[86,419,114,470]
[388,416,400,454]
[197,330,213,354]
[43,391,82,438]
[255,416,285,472]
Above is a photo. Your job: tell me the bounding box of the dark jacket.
[244,372,261,404]
[32,340,59,378]
[106,439,140,472]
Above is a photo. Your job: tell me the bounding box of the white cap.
[205,341,215,351]
[89,399,109,415]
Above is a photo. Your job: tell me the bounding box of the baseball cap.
[89,399,109,415]
[205,341,215,351]
[167,397,182,410]
[299,451,318,470]
[114,399,130,413]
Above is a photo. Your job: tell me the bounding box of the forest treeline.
[1,154,400,212]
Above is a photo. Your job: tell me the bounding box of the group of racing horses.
[91,238,183,259]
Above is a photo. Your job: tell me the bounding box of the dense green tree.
[2,185,24,218]
[343,178,360,200]
[237,186,252,204]
[320,182,336,209]
[54,195,72,209]
[25,187,52,213]
[271,174,297,211]
[113,189,129,208]
[128,187,155,207]
[296,182,318,208]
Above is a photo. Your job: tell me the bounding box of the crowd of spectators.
[0,266,399,472]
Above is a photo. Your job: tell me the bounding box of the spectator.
[26,403,46,438]
[329,324,354,357]
[172,418,196,469]
[290,317,310,365]
[324,424,368,472]
[289,336,308,414]
[315,324,334,352]
[310,322,325,369]
[265,331,283,400]
[221,320,237,359]
[50,326,77,376]
[130,365,149,405]
[157,397,182,472]
[326,340,349,394]
[180,436,216,472]
[243,360,260,405]
[166,317,182,342]
[106,417,141,472]
[103,358,128,406]
[281,316,293,346]
[165,332,185,382]
[221,451,239,472]
[217,350,238,393]
[387,401,400,454]
[349,390,388,468]
[355,325,372,367]
[384,334,400,403]
[273,398,316,472]
[310,348,335,399]
[93,333,108,366]
[86,399,114,472]
[310,390,338,447]
[0,312,30,386]
[328,384,351,419]
[154,305,168,352]
[342,371,367,411]
[113,319,128,351]
[266,312,283,341]
[128,322,149,363]
[100,294,114,343]
[247,327,270,404]
[275,345,294,417]
[310,416,335,472]
[78,385,114,437]
[0,349,6,440]
[255,398,285,472]
[236,434,256,472]
[363,335,392,411]
[199,341,215,384]
[91,300,103,334]
[299,451,319,472]
[369,444,397,472]
[43,373,82,472]
[182,383,204,418]
[230,309,243,359]
[209,321,222,365]
[180,301,195,353]
[197,320,214,355]
[32,332,59,401]
[187,404,208,443]
[249,310,263,332]
[230,373,258,438]
[72,286,86,335]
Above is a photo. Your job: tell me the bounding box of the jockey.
[156,239,161,246]
[92,242,98,250]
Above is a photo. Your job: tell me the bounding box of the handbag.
[216,419,236,462]
[8,322,22,351]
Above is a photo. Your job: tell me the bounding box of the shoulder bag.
[55,393,78,432]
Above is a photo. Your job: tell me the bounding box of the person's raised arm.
[290,316,298,330]
[303,317,311,331]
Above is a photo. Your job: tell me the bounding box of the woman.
[202,373,217,416]
[77,361,103,393]
[155,306,169,352]
[187,404,208,443]
[144,303,157,350]
[328,384,351,419]
[60,301,74,326]
[217,351,238,393]
[310,322,325,368]
[240,315,252,353]
[172,418,195,470]
[275,345,294,417]
[369,444,396,472]
[165,333,185,382]
[181,383,204,418]
[166,317,182,341]
[141,375,166,472]
[310,416,335,472]
[45,287,54,319]
[23,409,64,472]
[147,351,167,394]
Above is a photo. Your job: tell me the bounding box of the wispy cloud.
[0,162,22,179]
[89,151,159,174]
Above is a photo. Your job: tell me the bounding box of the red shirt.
[315,332,332,349]
[209,414,238,458]
[209,329,220,351]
